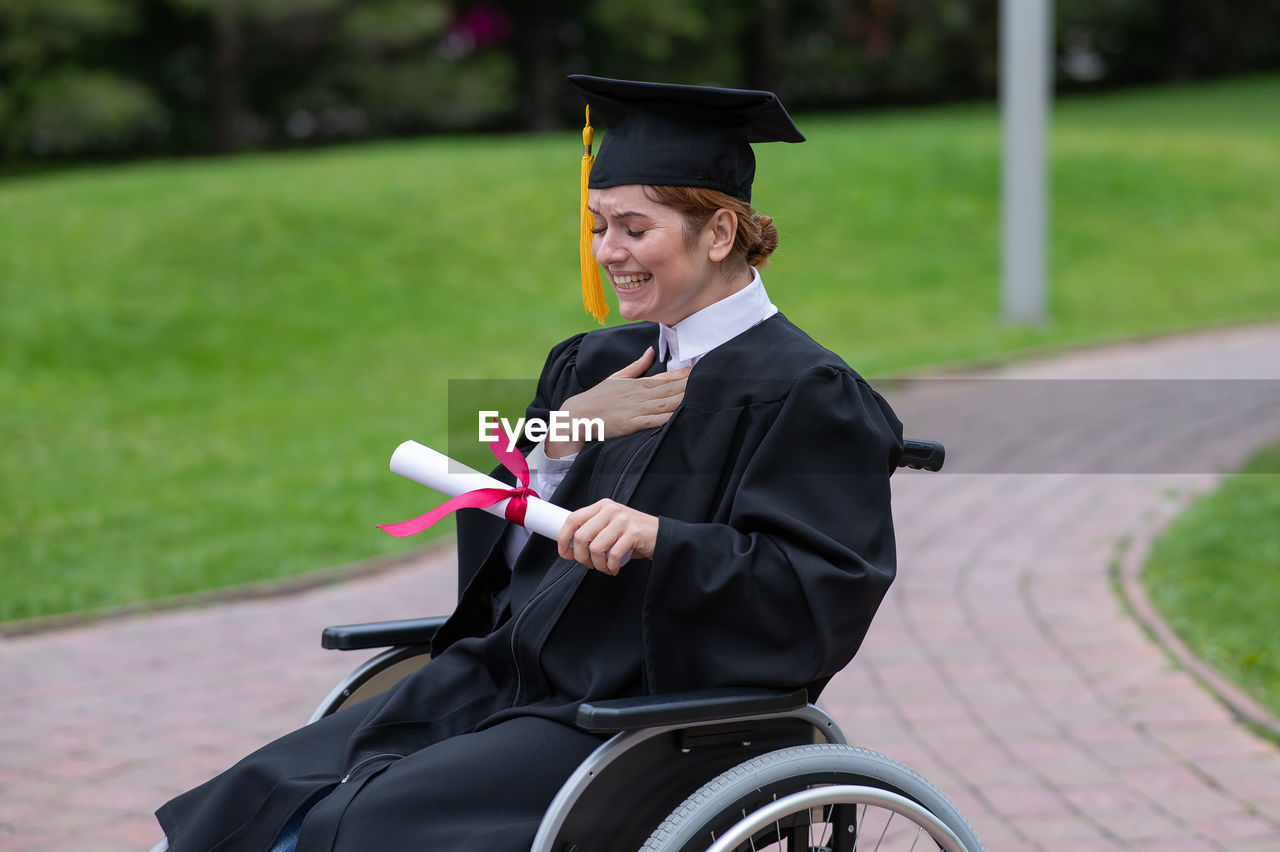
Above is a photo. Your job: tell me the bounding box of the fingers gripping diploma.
[558,500,660,575]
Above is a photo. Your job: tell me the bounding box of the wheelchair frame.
[315,615,979,851]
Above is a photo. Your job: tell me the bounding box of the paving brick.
[88,813,167,846]
[1087,746,1184,781]
[1144,720,1280,760]
[1122,837,1221,852]
[981,781,1066,818]
[1222,838,1280,852]
[1186,809,1280,842]
[3,831,77,852]
[1003,810,1118,843]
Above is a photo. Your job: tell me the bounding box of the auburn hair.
[643,185,779,269]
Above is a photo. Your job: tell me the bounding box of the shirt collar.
[657,267,777,368]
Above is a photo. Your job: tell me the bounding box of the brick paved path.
[3,322,1279,851]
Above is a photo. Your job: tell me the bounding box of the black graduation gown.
[155,313,903,851]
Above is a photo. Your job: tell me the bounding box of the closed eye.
[589,226,647,238]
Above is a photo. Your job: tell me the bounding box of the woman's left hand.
[557,499,659,575]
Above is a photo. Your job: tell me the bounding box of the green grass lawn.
[1143,442,1280,719]
[3,73,1280,622]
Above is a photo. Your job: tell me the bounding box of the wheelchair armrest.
[321,615,450,651]
[575,687,809,733]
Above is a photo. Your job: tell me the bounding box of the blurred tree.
[140,0,515,153]
[0,0,168,157]
[1057,0,1280,90]
[581,0,754,85]
[741,0,787,92]
[497,0,762,131]
[159,0,345,152]
[17,68,168,156]
[2,0,1279,162]
[504,0,562,130]
[329,0,515,132]
[776,0,1000,107]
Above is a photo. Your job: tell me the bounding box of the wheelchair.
[304,438,982,852]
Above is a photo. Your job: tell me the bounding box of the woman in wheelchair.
[155,75,904,851]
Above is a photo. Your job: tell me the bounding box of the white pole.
[1001,0,1052,324]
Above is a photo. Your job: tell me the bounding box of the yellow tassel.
[580,106,608,324]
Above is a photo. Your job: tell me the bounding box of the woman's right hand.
[543,347,690,459]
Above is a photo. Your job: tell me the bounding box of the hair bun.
[746,214,779,268]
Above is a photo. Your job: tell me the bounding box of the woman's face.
[588,185,729,327]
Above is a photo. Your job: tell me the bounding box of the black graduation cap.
[566,75,805,324]
[567,74,805,204]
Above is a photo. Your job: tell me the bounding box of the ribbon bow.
[377,433,539,538]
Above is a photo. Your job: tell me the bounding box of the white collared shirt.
[657,266,777,370]
[503,268,777,569]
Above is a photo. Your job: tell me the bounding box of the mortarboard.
[567,75,805,323]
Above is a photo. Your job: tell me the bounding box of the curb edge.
[0,539,453,640]
[1116,491,1280,744]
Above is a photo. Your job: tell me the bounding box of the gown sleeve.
[641,364,902,695]
[522,333,589,431]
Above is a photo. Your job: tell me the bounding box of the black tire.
[640,744,983,852]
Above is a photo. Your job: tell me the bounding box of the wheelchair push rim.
[703,784,967,852]
[640,744,983,852]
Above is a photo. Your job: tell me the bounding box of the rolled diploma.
[388,440,570,540]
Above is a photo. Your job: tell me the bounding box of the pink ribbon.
[377,434,539,538]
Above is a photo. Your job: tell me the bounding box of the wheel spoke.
[872,811,894,851]
[816,804,832,849]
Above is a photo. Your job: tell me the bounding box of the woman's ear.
[705,208,738,262]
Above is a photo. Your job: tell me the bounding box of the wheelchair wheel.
[640,744,982,852]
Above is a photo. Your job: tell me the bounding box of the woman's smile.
[611,272,651,290]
